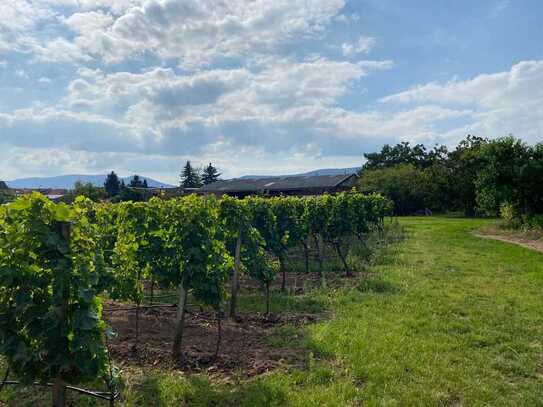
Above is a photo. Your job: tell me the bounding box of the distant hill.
[7,174,174,189]
[6,167,360,189]
[239,167,361,180]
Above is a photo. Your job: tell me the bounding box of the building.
[199,174,358,198]
[12,188,68,202]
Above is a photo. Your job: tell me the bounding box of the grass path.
[307,217,543,405]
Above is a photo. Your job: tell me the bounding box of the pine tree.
[180,161,202,189]
[104,171,120,197]
[130,175,144,188]
[143,179,148,188]
[0,180,8,190]
[202,163,221,185]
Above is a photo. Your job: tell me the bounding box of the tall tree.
[359,164,428,215]
[362,141,448,171]
[180,161,202,189]
[202,163,221,185]
[474,136,533,217]
[130,175,145,188]
[448,135,489,215]
[104,171,121,197]
[0,181,12,204]
[68,181,105,203]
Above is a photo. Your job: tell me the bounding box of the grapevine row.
[0,191,391,405]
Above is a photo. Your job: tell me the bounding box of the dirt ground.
[103,301,320,378]
[103,269,366,379]
[474,233,543,254]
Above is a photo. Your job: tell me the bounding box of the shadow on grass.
[237,291,328,315]
[131,372,289,407]
[127,359,351,407]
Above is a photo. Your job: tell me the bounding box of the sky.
[0,0,542,184]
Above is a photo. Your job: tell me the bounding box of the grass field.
[2,216,543,406]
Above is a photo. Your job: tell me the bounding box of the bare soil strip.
[474,233,543,254]
[104,303,321,378]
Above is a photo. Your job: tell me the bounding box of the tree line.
[61,161,221,203]
[0,191,391,405]
[359,135,543,227]
[0,182,12,205]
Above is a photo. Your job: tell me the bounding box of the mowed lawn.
[2,217,543,406]
[306,217,543,406]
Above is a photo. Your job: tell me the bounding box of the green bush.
[499,202,518,227]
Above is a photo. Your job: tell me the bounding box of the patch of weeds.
[467,334,492,348]
[445,321,472,335]
[372,246,402,266]
[357,278,399,294]
[305,365,336,386]
[266,325,307,348]
[125,373,221,406]
[238,291,328,315]
[231,376,289,407]
[437,395,463,407]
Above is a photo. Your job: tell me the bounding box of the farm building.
[10,188,68,202]
[198,173,358,198]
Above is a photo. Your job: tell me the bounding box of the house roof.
[200,174,356,193]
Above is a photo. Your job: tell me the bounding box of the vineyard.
[0,191,392,406]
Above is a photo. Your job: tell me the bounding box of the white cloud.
[342,36,377,56]
[0,107,140,154]
[0,1,56,56]
[9,0,346,68]
[15,70,27,78]
[63,10,114,34]
[7,53,535,180]
[381,60,543,143]
[490,0,510,18]
[0,1,54,33]
[76,0,146,14]
[107,0,345,68]
[0,55,400,176]
[334,13,360,23]
[55,57,396,157]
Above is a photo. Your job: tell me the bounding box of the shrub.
[499,202,518,228]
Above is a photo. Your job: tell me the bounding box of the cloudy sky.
[1,0,542,184]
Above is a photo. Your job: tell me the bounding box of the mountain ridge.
[6,174,174,189]
[238,167,361,180]
[5,167,361,189]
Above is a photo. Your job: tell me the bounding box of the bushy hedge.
[360,136,543,220]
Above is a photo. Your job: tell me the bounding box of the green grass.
[237,291,329,315]
[3,217,543,406]
[306,217,543,405]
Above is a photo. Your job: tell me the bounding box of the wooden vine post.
[172,273,190,362]
[229,232,242,319]
[215,305,222,358]
[53,221,71,407]
[315,233,326,288]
